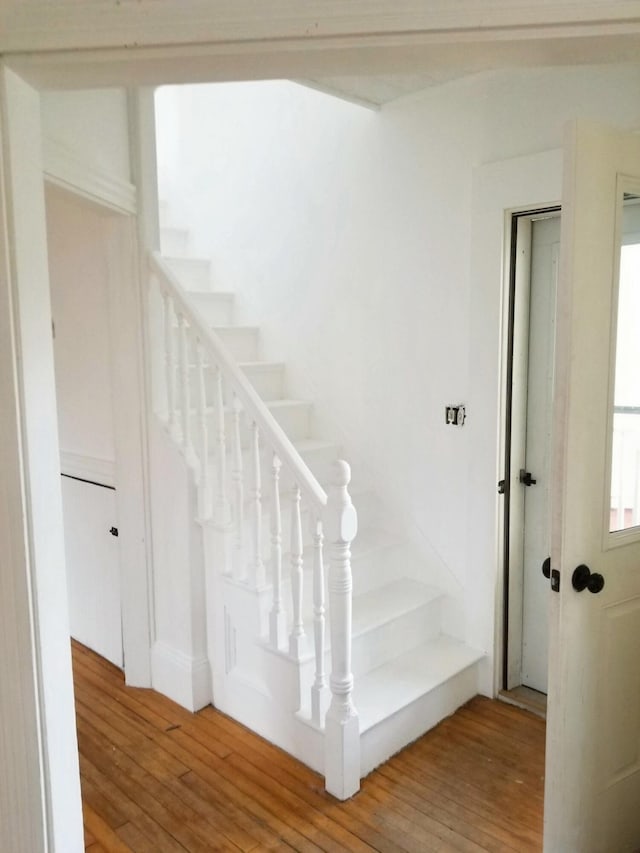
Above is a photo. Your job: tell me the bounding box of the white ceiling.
[301,70,474,108]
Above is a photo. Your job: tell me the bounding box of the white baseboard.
[151,641,211,712]
[60,450,115,488]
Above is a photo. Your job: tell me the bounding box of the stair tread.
[270,576,442,662]
[355,635,483,733]
[163,255,210,265]
[212,325,259,333]
[189,291,235,300]
[292,438,339,454]
[352,578,443,637]
[273,523,401,564]
[350,525,403,555]
[239,361,286,370]
[267,398,312,409]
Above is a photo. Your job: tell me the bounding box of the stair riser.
[212,329,259,361]
[216,440,337,494]
[160,227,190,256]
[280,591,442,678]
[180,362,285,405]
[240,365,286,401]
[165,257,212,291]
[188,294,235,326]
[359,662,480,777]
[216,513,404,594]
[351,597,442,678]
[203,402,311,447]
[240,454,336,507]
[351,542,411,595]
[266,595,444,716]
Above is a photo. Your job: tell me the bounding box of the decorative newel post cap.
[328,460,357,542]
[332,459,351,487]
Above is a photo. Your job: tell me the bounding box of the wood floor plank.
[78,717,234,852]
[365,772,518,853]
[83,804,135,853]
[72,641,544,852]
[378,759,540,851]
[76,685,261,851]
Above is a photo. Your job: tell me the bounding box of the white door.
[545,121,640,852]
[62,475,123,668]
[520,215,560,694]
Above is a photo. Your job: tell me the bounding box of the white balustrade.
[149,252,359,799]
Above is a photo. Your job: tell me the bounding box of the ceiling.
[300,70,474,108]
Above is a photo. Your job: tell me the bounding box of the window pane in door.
[610,193,640,532]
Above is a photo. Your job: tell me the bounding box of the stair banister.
[149,251,360,799]
[150,251,326,509]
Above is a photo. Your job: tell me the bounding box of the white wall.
[156,64,640,689]
[41,88,131,183]
[47,187,116,471]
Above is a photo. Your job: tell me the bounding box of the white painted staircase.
[147,220,483,799]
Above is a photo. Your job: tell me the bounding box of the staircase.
[147,219,484,799]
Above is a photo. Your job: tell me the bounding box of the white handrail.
[149,251,328,511]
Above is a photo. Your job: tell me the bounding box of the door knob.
[571,563,605,594]
[109,526,119,537]
[542,557,551,579]
[519,469,537,486]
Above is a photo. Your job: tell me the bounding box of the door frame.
[3,29,631,846]
[468,148,562,700]
[46,182,154,685]
[501,204,561,693]
[0,67,156,849]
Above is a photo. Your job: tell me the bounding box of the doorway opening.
[501,205,561,716]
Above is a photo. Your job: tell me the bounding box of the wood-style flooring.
[73,641,545,852]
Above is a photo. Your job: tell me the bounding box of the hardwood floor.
[72,641,545,852]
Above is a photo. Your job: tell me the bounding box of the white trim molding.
[151,641,212,712]
[59,450,116,488]
[6,4,640,91]
[2,1,640,54]
[43,136,137,215]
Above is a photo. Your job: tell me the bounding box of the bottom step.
[357,635,483,777]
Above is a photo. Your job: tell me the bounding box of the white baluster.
[162,289,178,439]
[177,311,195,463]
[289,484,305,659]
[195,339,212,520]
[232,395,245,581]
[269,454,286,649]
[311,517,329,726]
[324,460,360,800]
[214,366,230,530]
[250,421,265,589]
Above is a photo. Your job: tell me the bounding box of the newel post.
[324,460,360,800]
